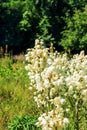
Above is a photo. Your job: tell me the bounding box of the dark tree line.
[0,0,87,54]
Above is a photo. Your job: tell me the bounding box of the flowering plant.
[25,39,87,130]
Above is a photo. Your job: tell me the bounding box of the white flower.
[82,89,87,96]
[60,99,66,104]
[49,120,54,127]
[25,39,87,130]
[25,65,29,70]
[36,83,43,91]
[28,86,32,90]
[84,75,87,81]
[69,85,73,91]
[35,39,39,45]
[42,126,52,130]
[47,66,55,73]
[53,78,63,86]
[35,73,40,82]
[53,97,61,106]
[41,119,47,125]
[63,118,69,124]
[44,80,50,88]
[47,58,52,65]
[50,88,56,97]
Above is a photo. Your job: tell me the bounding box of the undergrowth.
[0,57,40,130]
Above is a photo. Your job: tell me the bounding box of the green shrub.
[8,115,41,130]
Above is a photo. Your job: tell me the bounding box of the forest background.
[0,0,87,54]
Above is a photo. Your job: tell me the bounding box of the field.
[0,56,40,130]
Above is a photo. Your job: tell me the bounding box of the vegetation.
[0,39,87,130]
[0,56,40,130]
[0,0,87,129]
[60,4,87,53]
[0,0,87,53]
[8,115,41,130]
[25,39,87,130]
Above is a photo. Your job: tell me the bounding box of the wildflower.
[25,39,87,130]
[63,118,69,124]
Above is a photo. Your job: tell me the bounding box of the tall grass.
[0,57,40,130]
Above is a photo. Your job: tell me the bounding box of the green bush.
[8,115,41,130]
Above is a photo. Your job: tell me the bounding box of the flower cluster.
[36,110,68,130]
[25,39,87,130]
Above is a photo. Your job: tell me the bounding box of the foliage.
[8,115,41,130]
[0,57,40,130]
[60,4,87,53]
[0,0,70,52]
[0,0,23,48]
[25,39,87,130]
[1,0,87,53]
[67,0,87,10]
[36,15,53,44]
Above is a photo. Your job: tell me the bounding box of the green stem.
[75,101,79,130]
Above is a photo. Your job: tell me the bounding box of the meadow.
[0,40,87,130]
[0,56,41,130]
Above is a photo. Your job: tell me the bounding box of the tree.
[1,0,87,54]
[0,0,23,52]
[20,0,71,48]
[60,4,87,53]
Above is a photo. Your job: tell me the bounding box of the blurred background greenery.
[0,0,87,54]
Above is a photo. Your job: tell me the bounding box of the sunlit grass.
[0,57,40,130]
